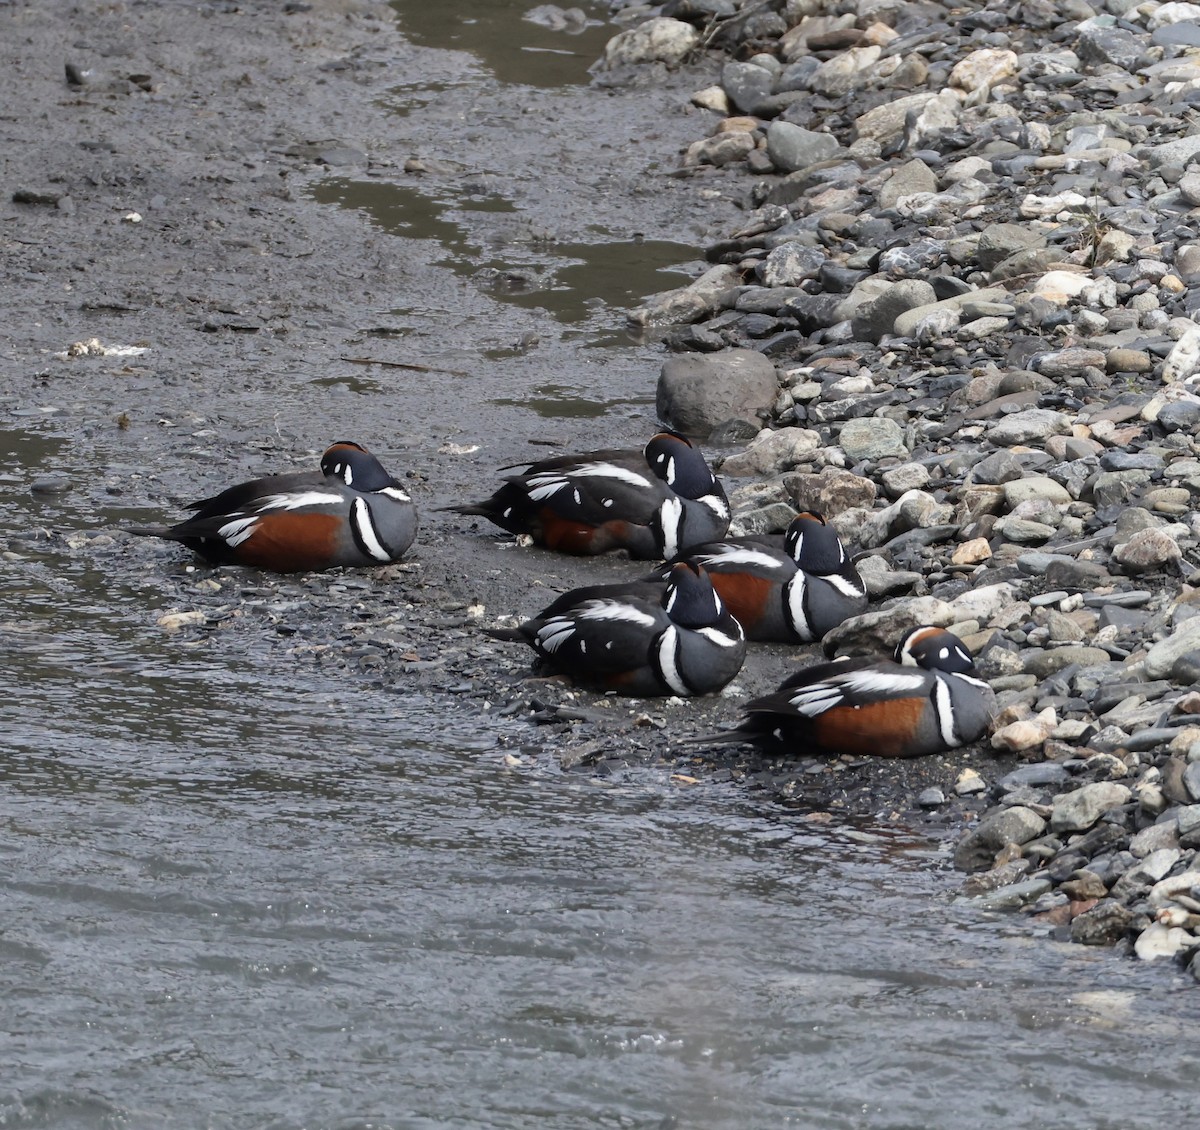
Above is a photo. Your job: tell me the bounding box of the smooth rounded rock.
[657,349,778,439]
[1051,782,1133,834]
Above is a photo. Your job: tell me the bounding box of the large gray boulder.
[657,349,779,439]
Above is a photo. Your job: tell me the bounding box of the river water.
[3,3,1199,1128]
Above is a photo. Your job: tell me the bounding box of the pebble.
[612,0,1200,971]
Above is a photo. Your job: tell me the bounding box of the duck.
[446,430,729,559]
[691,626,994,757]
[128,441,417,571]
[646,510,867,642]
[485,562,746,696]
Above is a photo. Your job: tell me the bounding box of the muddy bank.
[0,0,1019,856]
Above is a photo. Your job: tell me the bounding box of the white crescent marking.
[350,496,392,561]
[656,625,689,695]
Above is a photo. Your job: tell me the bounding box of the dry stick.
[339,356,470,376]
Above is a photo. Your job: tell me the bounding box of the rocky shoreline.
[600,0,1200,974]
[6,0,1200,980]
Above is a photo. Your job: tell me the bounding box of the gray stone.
[721,427,821,476]
[877,159,937,208]
[687,132,755,168]
[997,763,1071,793]
[1111,848,1182,899]
[1003,477,1072,507]
[998,518,1056,544]
[987,409,1072,446]
[1071,900,1141,946]
[1142,618,1200,679]
[820,596,954,661]
[1076,24,1147,70]
[892,287,1010,337]
[784,466,877,517]
[629,263,740,328]
[1152,21,1200,48]
[1159,400,1200,432]
[1112,529,1183,573]
[759,242,825,288]
[838,417,909,462]
[964,877,1053,911]
[766,120,842,173]
[657,349,778,439]
[1033,348,1108,378]
[1023,647,1113,678]
[878,239,947,279]
[953,806,1048,872]
[969,450,1026,486]
[602,17,700,66]
[977,223,1047,272]
[721,60,774,114]
[730,502,801,538]
[879,462,930,498]
[810,44,881,96]
[1144,133,1200,169]
[1051,782,1133,833]
[1091,470,1153,509]
[1186,760,1200,803]
[850,280,938,343]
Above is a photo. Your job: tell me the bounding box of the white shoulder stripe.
[840,671,927,696]
[568,463,654,489]
[257,490,344,512]
[823,574,866,598]
[577,601,657,628]
[699,547,783,570]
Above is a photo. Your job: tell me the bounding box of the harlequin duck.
[485,562,746,696]
[128,441,416,571]
[446,430,729,559]
[647,511,867,642]
[692,626,994,756]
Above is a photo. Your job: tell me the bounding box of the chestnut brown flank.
[813,697,927,757]
[709,572,772,630]
[238,512,339,571]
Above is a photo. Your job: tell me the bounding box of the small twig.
[339,356,470,376]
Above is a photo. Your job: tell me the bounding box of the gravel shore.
[610,0,1200,972]
[6,0,1200,976]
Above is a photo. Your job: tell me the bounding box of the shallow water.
[3,3,1200,1129]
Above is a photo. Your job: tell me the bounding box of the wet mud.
[0,0,1014,833]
